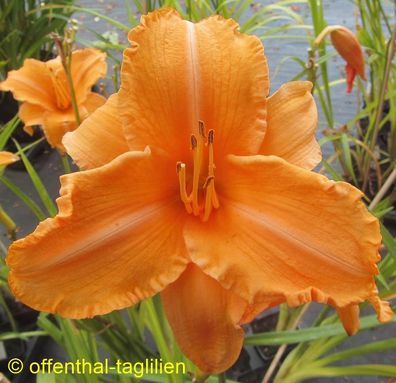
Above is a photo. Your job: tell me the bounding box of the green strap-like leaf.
[244,314,395,346]
[381,222,396,261]
[13,140,57,217]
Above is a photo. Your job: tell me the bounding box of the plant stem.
[0,205,16,241]
[61,153,72,174]
[64,59,81,126]
[0,293,17,332]
[306,48,317,92]
[276,303,289,331]
[144,299,182,383]
[368,165,396,211]
[362,24,396,191]
[262,304,310,383]
[53,33,81,127]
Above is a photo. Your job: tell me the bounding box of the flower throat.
[48,64,71,110]
[176,121,219,222]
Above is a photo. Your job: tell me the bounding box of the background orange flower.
[0,48,107,151]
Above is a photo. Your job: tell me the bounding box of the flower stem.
[61,153,72,174]
[64,59,81,126]
[362,24,396,191]
[144,299,182,383]
[51,32,81,127]
[306,48,317,92]
[0,204,16,241]
[368,164,396,211]
[261,304,310,383]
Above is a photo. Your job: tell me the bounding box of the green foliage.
[0,0,75,80]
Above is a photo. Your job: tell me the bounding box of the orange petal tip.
[0,151,20,166]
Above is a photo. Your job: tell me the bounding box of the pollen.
[176,121,219,221]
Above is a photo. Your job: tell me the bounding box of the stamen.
[212,189,220,209]
[202,176,214,189]
[207,130,215,177]
[190,121,206,215]
[207,129,220,209]
[176,162,192,214]
[191,135,197,150]
[198,120,205,138]
[48,66,71,110]
[202,177,214,222]
[177,122,220,220]
[207,129,214,145]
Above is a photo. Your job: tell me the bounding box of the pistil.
[176,162,193,214]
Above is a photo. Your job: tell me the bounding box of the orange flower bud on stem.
[315,25,366,93]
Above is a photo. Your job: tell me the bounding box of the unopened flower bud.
[330,26,366,92]
[315,25,366,93]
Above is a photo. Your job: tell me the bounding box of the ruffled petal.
[63,93,129,169]
[260,81,321,170]
[42,109,77,151]
[0,59,56,109]
[336,304,360,336]
[240,300,281,325]
[119,9,268,159]
[193,14,269,156]
[0,151,19,166]
[184,155,392,326]
[80,92,107,116]
[162,263,246,373]
[7,149,188,318]
[19,102,45,128]
[70,49,107,105]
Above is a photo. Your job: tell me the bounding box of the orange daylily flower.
[0,151,19,166]
[0,48,107,151]
[316,25,366,93]
[7,9,392,374]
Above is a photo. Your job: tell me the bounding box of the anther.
[202,176,214,189]
[203,177,215,222]
[190,121,206,216]
[198,120,205,137]
[177,122,220,220]
[191,135,197,150]
[208,129,214,144]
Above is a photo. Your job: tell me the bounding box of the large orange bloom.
[7,10,393,374]
[0,48,107,151]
